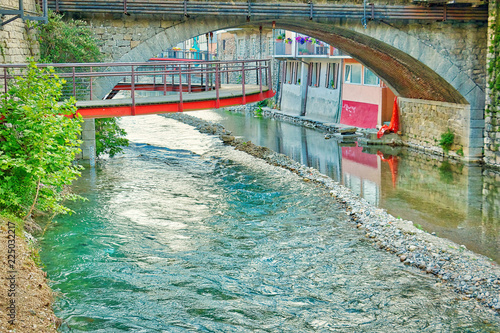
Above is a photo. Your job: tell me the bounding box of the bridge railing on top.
[48,0,488,21]
[0,59,272,110]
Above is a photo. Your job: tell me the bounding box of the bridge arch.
[90,16,485,108]
[82,13,486,159]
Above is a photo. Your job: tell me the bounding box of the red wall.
[340,100,378,128]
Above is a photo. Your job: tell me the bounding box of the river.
[40,115,500,332]
[191,109,500,264]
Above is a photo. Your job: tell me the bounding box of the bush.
[0,62,83,218]
[38,11,128,157]
[439,129,454,153]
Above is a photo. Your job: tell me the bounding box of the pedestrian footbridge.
[0,59,274,118]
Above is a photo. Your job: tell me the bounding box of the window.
[344,64,362,84]
[326,63,339,89]
[309,63,321,87]
[222,40,226,51]
[363,67,380,86]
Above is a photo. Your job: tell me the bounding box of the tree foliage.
[0,62,83,218]
[37,11,129,157]
[95,118,129,157]
[38,11,104,64]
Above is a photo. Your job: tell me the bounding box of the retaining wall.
[398,98,473,159]
[485,0,500,168]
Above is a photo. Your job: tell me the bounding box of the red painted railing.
[0,59,273,113]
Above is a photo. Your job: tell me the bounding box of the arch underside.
[263,20,468,105]
[92,15,471,106]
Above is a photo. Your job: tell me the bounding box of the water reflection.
[192,109,500,262]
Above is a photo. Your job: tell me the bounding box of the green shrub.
[0,62,83,218]
[439,129,454,153]
[38,11,128,157]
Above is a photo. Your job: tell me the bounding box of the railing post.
[178,65,183,112]
[123,0,128,14]
[201,64,204,90]
[241,62,246,104]
[72,66,76,98]
[255,61,259,85]
[4,68,8,94]
[258,62,263,96]
[226,64,229,84]
[131,65,136,116]
[163,64,167,96]
[205,64,209,91]
[267,60,272,91]
[153,65,156,87]
[90,66,93,100]
[55,0,59,12]
[215,63,220,108]
[188,64,192,93]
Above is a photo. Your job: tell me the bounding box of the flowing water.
[192,109,500,263]
[41,115,500,332]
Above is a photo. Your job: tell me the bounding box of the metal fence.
[0,59,272,110]
[48,0,487,22]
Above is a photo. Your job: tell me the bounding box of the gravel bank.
[163,111,500,314]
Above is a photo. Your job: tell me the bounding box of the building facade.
[275,31,395,129]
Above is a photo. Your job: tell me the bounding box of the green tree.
[95,118,129,157]
[39,11,103,64]
[0,62,83,218]
[38,11,129,157]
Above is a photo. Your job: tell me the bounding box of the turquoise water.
[41,116,500,332]
[192,109,500,263]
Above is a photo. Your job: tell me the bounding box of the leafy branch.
[0,62,84,218]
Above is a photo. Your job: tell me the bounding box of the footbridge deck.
[77,84,273,118]
[0,59,274,119]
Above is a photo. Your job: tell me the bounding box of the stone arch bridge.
[49,0,489,161]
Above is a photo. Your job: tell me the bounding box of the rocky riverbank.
[0,216,59,332]
[163,111,500,314]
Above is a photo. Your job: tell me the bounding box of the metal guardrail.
[0,0,48,26]
[48,0,488,21]
[0,59,272,113]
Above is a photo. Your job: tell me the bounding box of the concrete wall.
[305,85,341,122]
[279,58,342,122]
[280,82,302,116]
[0,0,39,63]
[304,59,342,122]
[398,98,472,158]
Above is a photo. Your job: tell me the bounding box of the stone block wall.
[0,0,39,63]
[399,98,471,158]
[485,0,500,168]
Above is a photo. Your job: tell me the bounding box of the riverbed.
[40,115,500,332]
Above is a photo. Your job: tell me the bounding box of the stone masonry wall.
[485,0,500,168]
[391,20,488,92]
[0,0,39,63]
[399,98,470,158]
